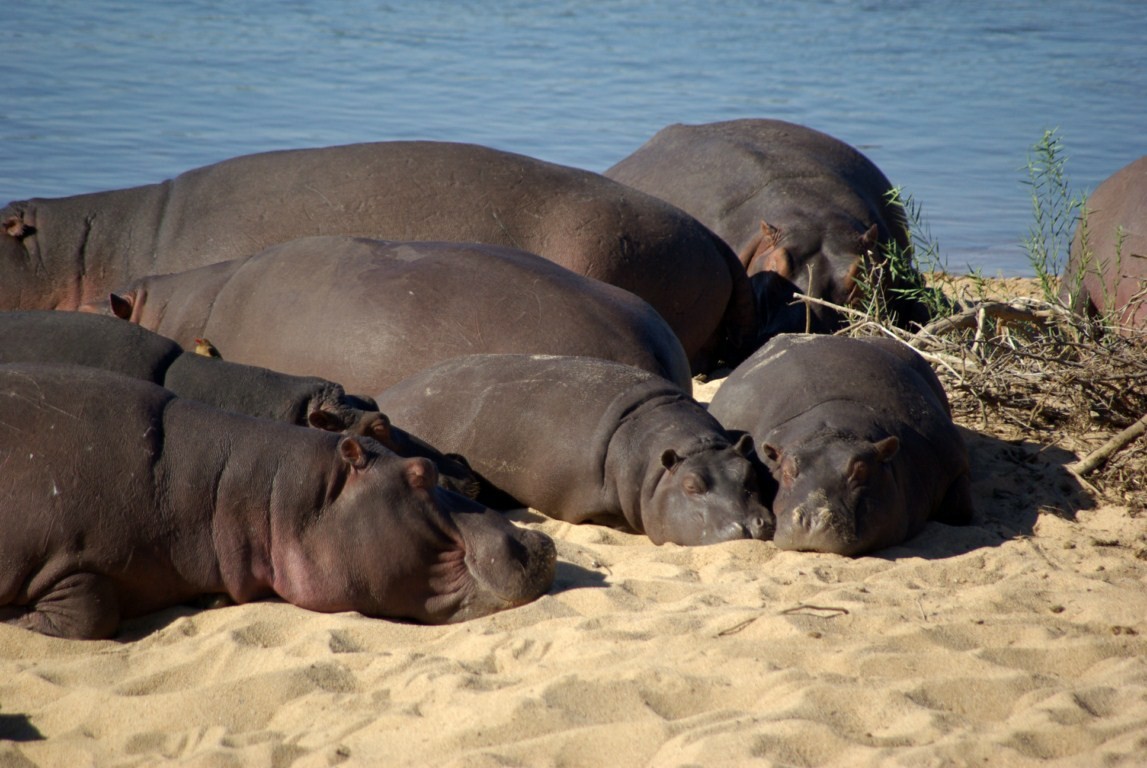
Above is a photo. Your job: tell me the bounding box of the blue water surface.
[3,0,1145,275]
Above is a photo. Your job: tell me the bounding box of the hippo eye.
[682,473,708,495]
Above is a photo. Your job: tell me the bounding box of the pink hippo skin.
[99,236,695,394]
[605,119,927,333]
[0,363,555,639]
[373,354,774,546]
[1063,155,1147,333]
[1,140,758,372]
[708,334,973,556]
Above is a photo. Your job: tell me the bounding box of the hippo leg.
[1,573,120,640]
[934,472,975,526]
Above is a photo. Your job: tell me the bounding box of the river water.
[3,0,1145,275]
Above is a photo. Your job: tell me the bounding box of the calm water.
[3,0,1145,275]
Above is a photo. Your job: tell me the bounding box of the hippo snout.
[773,492,860,555]
[451,511,557,621]
[747,512,775,541]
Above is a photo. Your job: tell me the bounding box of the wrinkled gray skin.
[97,236,694,393]
[0,310,479,498]
[1062,155,1147,333]
[373,354,774,546]
[0,363,556,640]
[708,335,973,556]
[0,140,758,372]
[605,119,925,334]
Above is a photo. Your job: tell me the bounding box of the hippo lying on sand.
[96,236,694,393]
[373,354,774,546]
[605,119,926,332]
[1,140,757,372]
[0,310,478,498]
[0,363,555,639]
[1063,154,1147,333]
[708,335,973,555]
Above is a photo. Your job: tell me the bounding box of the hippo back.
[4,140,758,372]
[108,236,695,393]
[0,310,183,381]
[606,119,904,256]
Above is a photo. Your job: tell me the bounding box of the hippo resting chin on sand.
[604,119,927,334]
[0,310,478,498]
[1063,154,1147,333]
[707,335,973,556]
[373,354,774,546]
[0,363,556,640]
[1,140,757,372]
[94,235,694,394]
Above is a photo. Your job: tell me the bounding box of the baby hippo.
[373,354,774,546]
[0,310,478,498]
[0,363,556,639]
[708,334,973,555]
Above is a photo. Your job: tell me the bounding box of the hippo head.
[333,411,482,500]
[272,436,556,624]
[643,433,774,546]
[304,387,382,434]
[743,219,884,328]
[762,429,904,556]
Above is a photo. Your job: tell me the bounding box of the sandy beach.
[3,317,1146,767]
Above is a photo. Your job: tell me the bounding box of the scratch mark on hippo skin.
[744,346,788,377]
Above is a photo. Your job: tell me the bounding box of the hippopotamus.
[372,354,774,546]
[604,119,926,333]
[0,363,556,639]
[0,310,478,498]
[1063,155,1147,332]
[95,235,695,394]
[707,334,973,555]
[1,140,757,373]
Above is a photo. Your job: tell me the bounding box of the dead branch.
[1069,412,1147,476]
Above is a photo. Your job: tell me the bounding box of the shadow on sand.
[878,426,1095,562]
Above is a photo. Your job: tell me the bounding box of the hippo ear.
[859,224,880,255]
[874,435,900,462]
[403,457,437,491]
[337,436,370,470]
[3,216,32,239]
[362,412,394,447]
[761,443,782,469]
[307,408,349,433]
[109,292,135,320]
[730,431,755,457]
[660,449,683,472]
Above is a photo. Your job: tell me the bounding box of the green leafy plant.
[1022,128,1087,307]
[853,186,951,327]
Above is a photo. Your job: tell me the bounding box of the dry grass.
[814,273,1147,512]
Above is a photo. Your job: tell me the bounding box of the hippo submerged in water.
[1,140,757,372]
[0,363,556,639]
[708,334,973,555]
[373,354,774,546]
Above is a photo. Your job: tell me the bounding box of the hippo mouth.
[773,491,862,555]
[449,526,557,622]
